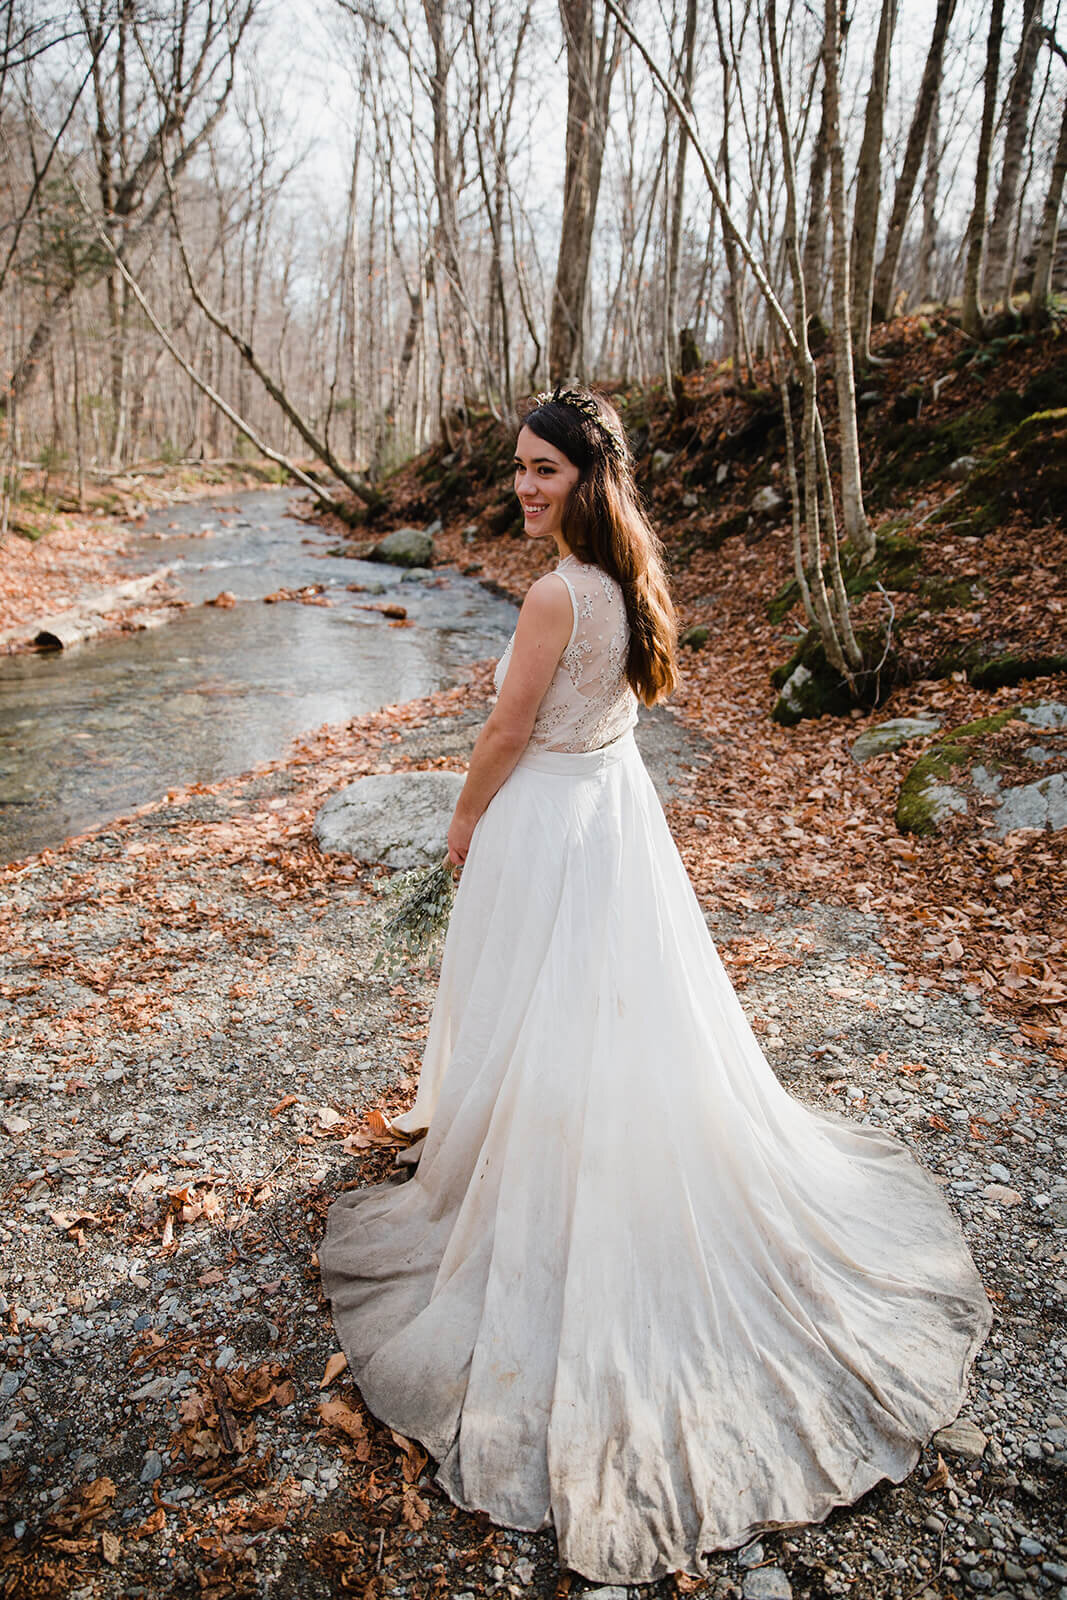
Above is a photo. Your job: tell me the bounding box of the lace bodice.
[493,555,639,753]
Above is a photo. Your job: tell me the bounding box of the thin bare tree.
[984,0,1043,308]
[849,0,898,360]
[871,0,958,325]
[961,0,1006,337]
[1028,28,1067,325]
[821,0,873,557]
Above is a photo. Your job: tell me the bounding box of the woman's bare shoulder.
[521,570,574,617]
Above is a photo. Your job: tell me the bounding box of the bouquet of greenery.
[373,853,457,973]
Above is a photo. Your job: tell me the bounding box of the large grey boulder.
[314,770,464,868]
[369,527,434,568]
[851,716,941,763]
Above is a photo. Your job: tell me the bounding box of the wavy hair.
[520,388,678,705]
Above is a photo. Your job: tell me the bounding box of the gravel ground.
[1,686,1065,1600]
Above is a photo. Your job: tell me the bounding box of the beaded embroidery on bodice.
[494,555,639,754]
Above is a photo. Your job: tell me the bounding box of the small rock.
[369,527,434,568]
[947,455,981,481]
[513,1557,535,1586]
[139,1450,163,1484]
[679,624,710,650]
[681,491,699,509]
[850,717,942,763]
[982,1184,1024,1206]
[107,1127,129,1145]
[777,663,813,717]
[1019,1537,1044,1557]
[205,590,237,608]
[738,1542,764,1569]
[932,1420,988,1459]
[751,484,785,517]
[650,449,675,475]
[743,1568,792,1600]
[215,1347,237,1372]
[2,1116,30,1137]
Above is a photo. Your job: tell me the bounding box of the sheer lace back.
[494,555,639,753]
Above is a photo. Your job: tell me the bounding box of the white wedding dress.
[319,556,991,1584]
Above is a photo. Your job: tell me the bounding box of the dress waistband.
[516,729,637,776]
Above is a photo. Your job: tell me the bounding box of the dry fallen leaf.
[100,1529,121,1565]
[320,1351,349,1388]
[923,1453,950,1493]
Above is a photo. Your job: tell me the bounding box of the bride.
[319,387,991,1585]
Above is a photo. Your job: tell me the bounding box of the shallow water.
[0,489,515,863]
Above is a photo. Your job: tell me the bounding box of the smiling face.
[513,425,581,551]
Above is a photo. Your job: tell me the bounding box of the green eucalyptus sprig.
[373,852,457,973]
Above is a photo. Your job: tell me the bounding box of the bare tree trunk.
[961,0,1005,337]
[1028,52,1067,324]
[849,0,897,360]
[423,0,473,406]
[917,86,942,302]
[822,0,873,557]
[802,84,829,322]
[871,0,957,324]
[550,0,619,381]
[766,0,861,676]
[664,0,697,391]
[984,0,1042,307]
[710,0,748,379]
[69,300,85,509]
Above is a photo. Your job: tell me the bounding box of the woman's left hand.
[447,808,475,867]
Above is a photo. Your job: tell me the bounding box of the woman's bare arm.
[447,574,573,865]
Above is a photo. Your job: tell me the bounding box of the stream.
[0,487,516,864]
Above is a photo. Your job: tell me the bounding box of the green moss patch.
[866,357,1067,506]
[934,407,1067,535]
[895,710,1018,835]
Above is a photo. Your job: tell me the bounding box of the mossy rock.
[935,407,1067,535]
[895,710,1017,835]
[770,623,896,725]
[968,650,1067,690]
[679,624,710,650]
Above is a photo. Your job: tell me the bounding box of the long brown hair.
[520,388,678,705]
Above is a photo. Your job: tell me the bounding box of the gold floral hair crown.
[530,387,627,463]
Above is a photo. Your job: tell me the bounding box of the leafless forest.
[1,0,1064,504]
